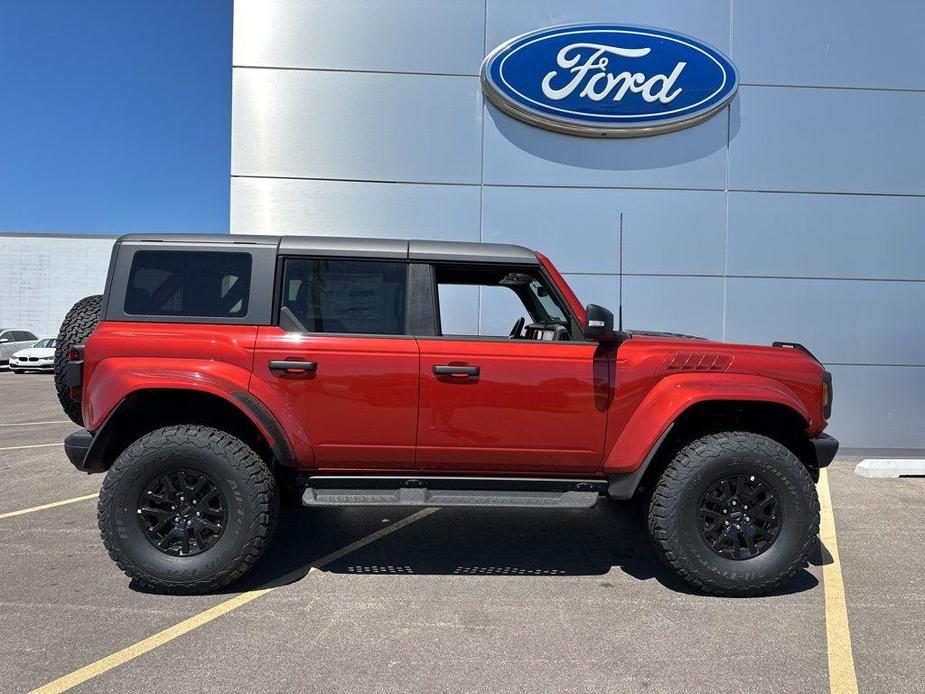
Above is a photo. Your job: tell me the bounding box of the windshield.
[528,278,568,325]
[34,338,56,348]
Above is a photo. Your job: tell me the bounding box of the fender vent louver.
[664,352,733,373]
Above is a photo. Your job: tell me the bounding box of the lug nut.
[196,511,201,517]
[732,500,737,506]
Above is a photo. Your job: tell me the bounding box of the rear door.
[415,264,610,474]
[251,256,420,471]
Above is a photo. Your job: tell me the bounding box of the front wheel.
[647,431,819,596]
[98,425,279,594]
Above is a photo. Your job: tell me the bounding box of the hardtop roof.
[117,234,539,265]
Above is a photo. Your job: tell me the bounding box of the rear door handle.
[268,360,317,374]
[433,365,480,378]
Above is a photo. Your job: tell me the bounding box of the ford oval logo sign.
[481,24,739,137]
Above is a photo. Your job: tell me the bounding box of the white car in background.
[9,337,56,373]
[0,329,39,365]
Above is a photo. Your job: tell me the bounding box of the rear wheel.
[54,294,102,425]
[98,425,279,594]
[647,431,819,596]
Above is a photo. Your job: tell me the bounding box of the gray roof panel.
[118,233,280,247]
[117,234,539,264]
[279,236,409,259]
[409,239,538,265]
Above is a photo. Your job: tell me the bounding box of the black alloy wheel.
[138,469,228,557]
[697,474,781,560]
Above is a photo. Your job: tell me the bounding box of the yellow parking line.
[0,442,64,451]
[0,493,99,519]
[30,506,440,694]
[818,468,860,694]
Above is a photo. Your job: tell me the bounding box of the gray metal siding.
[230,0,925,451]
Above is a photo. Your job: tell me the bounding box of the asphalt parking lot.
[0,368,922,694]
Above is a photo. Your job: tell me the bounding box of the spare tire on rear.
[55,295,102,426]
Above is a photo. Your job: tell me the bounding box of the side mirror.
[0,338,8,344]
[583,304,624,343]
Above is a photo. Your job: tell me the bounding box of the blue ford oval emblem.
[481,24,739,137]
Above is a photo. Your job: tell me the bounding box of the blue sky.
[0,1,232,235]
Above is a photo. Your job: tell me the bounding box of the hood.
[628,330,705,340]
[12,347,54,358]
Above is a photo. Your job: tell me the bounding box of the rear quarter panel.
[82,322,258,426]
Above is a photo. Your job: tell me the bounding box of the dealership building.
[2,1,923,454]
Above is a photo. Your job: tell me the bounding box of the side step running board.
[301,476,605,509]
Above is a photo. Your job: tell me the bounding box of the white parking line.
[0,442,64,451]
[0,420,70,427]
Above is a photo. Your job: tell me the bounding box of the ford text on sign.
[481,24,739,137]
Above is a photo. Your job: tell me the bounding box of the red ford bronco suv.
[56,234,836,596]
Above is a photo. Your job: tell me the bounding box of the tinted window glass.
[281,258,407,335]
[125,251,252,318]
[22,331,37,341]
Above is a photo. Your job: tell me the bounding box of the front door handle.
[433,365,480,378]
[269,360,317,374]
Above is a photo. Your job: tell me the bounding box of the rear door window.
[125,251,252,318]
[280,258,407,335]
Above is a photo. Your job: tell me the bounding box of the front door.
[415,264,610,474]
[250,257,419,472]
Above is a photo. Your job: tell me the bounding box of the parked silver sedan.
[0,329,38,365]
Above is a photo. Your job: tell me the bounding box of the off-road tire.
[647,431,819,597]
[54,294,102,425]
[98,425,279,594]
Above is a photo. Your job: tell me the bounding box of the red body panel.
[596,336,826,474]
[416,338,609,474]
[251,327,419,471]
[81,322,281,443]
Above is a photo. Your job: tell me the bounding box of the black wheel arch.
[79,388,294,473]
[609,400,826,500]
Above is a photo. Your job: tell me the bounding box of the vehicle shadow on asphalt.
[215,499,825,598]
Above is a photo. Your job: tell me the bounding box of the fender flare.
[79,358,300,471]
[602,372,812,497]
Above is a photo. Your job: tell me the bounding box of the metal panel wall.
[231,0,925,451]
